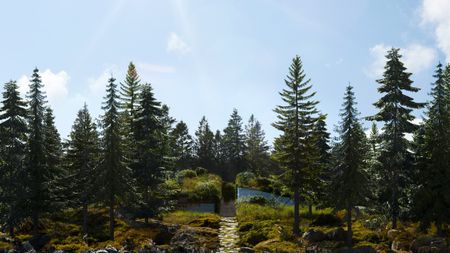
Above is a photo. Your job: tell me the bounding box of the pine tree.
[26,68,52,235]
[99,76,132,240]
[331,85,369,247]
[309,114,331,213]
[0,80,28,236]
[194,117,215,171]
[43,107,62,182]
[369,48,424,229]
[272,55,320,235]
[65,104,100,235]
[414,63,450,235]
[119,62,141,172]
[134,83,165,222]
[158,104,176,172]
[244,114,269,176]
[222,109,246,180]
[171,121,194,170]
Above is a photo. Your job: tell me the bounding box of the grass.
[235,202,450,252]
[162,210,220,227]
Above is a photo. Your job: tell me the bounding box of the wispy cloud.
[167,32,191,55]
[420,0,450,61]
[88,66,119,94]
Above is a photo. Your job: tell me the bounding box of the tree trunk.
[32,212,39,236]
[436,222,443,237]
[293,188,300,236]
[308,203,313,217]
[109,196,115,241]
[9,225,14,237]
[346,204,352,248]
[392,183,398,229]
[82,202,88,236]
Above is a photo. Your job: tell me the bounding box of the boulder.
[411,237,447,253]
[327,228,347,242]
[104,245,118,253]
[332,246,376,253]
[170,226,219,251]
[239,247,255,253]
[306,245,333,253]
[28,234,50,251]
[303,230,327,242]
[387,229,400,241]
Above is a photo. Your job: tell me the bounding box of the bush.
[194,181,221,201]
[311,214,342,227]
[195,167,208,176]
[247,196,268,205]
[176,169,197,181]
[236,172,257,187]
[222,182,236,201]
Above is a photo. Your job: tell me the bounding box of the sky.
[1,0,450,144]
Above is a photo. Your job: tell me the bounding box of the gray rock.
[104,245,118,253]
[411,237,447,253]
[327,228,348,241]
[239,247,255,253]
[303,230,327,242]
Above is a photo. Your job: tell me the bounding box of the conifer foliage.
[272,55,320,235]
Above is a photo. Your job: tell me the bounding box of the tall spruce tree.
[65,104,100,235]
[0,81,28,236]
[99,76,132,240]
[272,55,320,235]
[414,63,450,235]
[43,107,62,183]
[171,121,194,170]
[194,117,215,171]
[244,114,269,176]
[26,68,52,235]
[133,83,165,222]
[369,48,424,228]
[309,114,331,213]
[222,109,246,180]
[158,104,176,172]
[331,85,369,247]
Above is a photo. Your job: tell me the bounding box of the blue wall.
[237,187,294,206]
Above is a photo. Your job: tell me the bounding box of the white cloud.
[420,0,450,61]
[366,43,391,78]
[167,32,191,55]
[88,66,118,94]
[137,62,176,74]
[366,43,436,78]
[402,44,437,73]
[17,69,70,103]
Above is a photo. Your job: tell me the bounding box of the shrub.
[247,196,268,205]
[222,182,236,201]
[195,167,208,176]
[176,169,197,180]
[236,172,257,187]
[194,181,221,201]
[311,214,342,227]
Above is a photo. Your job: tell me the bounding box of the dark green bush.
[236,172,256,187]
[176,169,197,180]
[195,167,208,176]
[247,196,268,205]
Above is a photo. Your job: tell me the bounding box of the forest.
[1,48,450,253]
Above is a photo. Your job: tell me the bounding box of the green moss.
[254,239,300,253]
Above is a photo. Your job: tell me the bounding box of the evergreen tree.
[414,63,450,235]
[43,107,62,182]
[158,104,176,172]
[0,81,28,236]
[170,121,194,170]
[244,114,269,176]
[309,114,331,212]
[212,130,224,174]
[134,83,165,222]
[331,85,369,247]
[26,68,52,235]
[222,109,246,180]
[99,76,132,240]
[119,62,141,171]
[64,104,100,235]
[194,117,215,171]
[369,48,424,228]
[272,55,320,235]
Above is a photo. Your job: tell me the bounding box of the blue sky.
[1,0,450,144]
